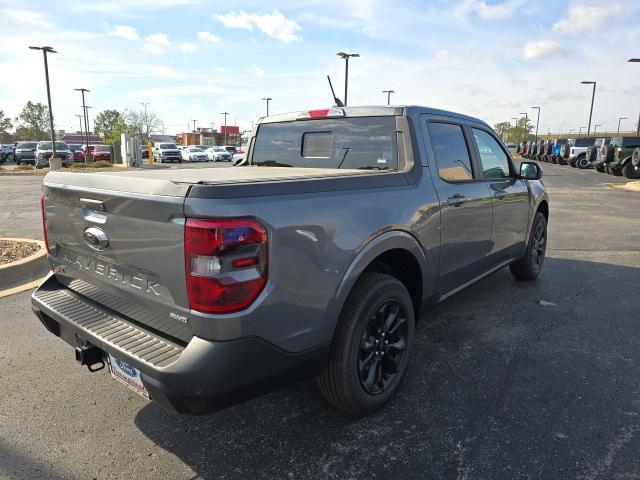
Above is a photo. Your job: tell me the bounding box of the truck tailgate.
[42,172,192,342]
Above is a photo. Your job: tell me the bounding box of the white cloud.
[523,40,567,60]
[3,9,52,28]
[106,24,139,41]
[180,42,196,53]
[552,3,622,35]
[142,32,170,55]
[249,63,264,78]
[197,31,220,43]
[152,66,178,77]
[214,10,302,43]
[214,66,228,74]
[455,0,523,20]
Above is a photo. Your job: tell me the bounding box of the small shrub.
[16,164,34,170]
[94,160,112,168]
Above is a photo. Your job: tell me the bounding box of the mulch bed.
[0,240,41,265]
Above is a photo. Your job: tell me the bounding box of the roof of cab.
[258,105,491,129]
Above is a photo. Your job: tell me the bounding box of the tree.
[0,110,13,143]
[506,117,534,144]
[125,108,161,142]
[18,101,49,140]
[493,122,511,141]
[94,109,126,144]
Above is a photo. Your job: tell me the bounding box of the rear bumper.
[31,274,328,414]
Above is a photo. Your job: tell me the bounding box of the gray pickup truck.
[32,106,548,416]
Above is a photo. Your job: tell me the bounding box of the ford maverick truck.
[32,106,548,416]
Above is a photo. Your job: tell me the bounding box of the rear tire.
[510,212,547,281]
[318,273,415,416]
[610,166,623,177]
[622,162,640,179]
[577,155,589,169]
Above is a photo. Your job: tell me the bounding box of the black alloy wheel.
[358,300,408,395]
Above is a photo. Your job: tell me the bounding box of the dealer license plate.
[108,355,149,399]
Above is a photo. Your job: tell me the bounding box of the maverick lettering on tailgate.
[62,250,162,296]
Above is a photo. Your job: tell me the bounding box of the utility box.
[120,134,141,166]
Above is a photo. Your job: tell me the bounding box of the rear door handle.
[447,194,468,206]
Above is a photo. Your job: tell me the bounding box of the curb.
[0,238,49,292]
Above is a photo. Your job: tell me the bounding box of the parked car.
[181,147,208,162]
[541,140,555,162]
[606,136,640,178]
[505,143,517,153]
[33,105,548,416]
[67,144,85,162]
[92,145,112,162]
[584,138,611,169]
[35,141,72,168]
[141,146,149,159]
[222,145,238,155]
[550,138,568,164]
[562,138,594,167]
[1,144,14,162]
[14,141,38,165]
[153,143,182,163]
[205,146,232,162]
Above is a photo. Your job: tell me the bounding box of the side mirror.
[519,161,542,180]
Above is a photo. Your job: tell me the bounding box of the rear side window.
[472,128,512,179]
[252,117,397,169]
[429,122,473,182]
[621,137,640,148]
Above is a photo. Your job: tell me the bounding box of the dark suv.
[14,141,38,165]
[606,137,640,178]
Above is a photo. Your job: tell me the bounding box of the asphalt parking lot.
[1,163,639,479]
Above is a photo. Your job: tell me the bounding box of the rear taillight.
[297,107,345,119]
[570,148,575,155]
[39,194,51,254]
[185,219,268,314]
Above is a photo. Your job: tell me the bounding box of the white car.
[181,147,208,162]
[205,146,232,162]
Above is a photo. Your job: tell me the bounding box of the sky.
[1,0,639,136]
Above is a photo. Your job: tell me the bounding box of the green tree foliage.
[0,110,13,143]
[94,109,126,144]
[493,122,511,141]
[18,101,49,140]
[504,117,534,144]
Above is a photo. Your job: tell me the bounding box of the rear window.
[621,137,640,148]
[252,117,397,169]
[575,139,594,147]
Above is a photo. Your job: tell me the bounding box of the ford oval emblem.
[116,359,137,377]
[83,227,109,251]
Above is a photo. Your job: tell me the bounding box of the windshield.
[38,142,68,150]
[190,148,203,152]
[17,142,37,149]
[68,144,81,151]
[159,143,178,149]
[252,116,398,169]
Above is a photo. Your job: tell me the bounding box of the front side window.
[429,122,474,181]
[472,129,511,179]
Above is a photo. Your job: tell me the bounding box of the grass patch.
[15,164,34,171]
[71,160,113,169]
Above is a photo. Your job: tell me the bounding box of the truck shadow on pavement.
[134,257,640,480]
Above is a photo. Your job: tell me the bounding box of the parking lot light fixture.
[262,97,272,116]
[580,81,596,137]
[579,126,586,136]
[382,90,395,105]
[593,124,601,135]
[531,107,541,141]
[569,128,575,136]
[337,52,359,106]
[30,46,58,156]
[617,117,628,135]
[75,114,83,135]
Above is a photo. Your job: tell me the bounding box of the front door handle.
[494,190,507,200]
[447,194,468,206]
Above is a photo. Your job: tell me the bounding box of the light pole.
[617,117,628,135]
[74,88,90,148]
[220,112,229,145]
[569,129,576,136]
[140,102,150,141]
[336,52,359,106]
[30,46,57,156]
[579,126,586,136]
[519,112,528,141]
[262,97,272,116]
[75,114,83,135]
[593,124,601,135]
[381,90,395,105]
[531,106,541,141]
[83,106,93,138]
[511,117,518,144]
[580,81,596,137]
[628,59,640,135]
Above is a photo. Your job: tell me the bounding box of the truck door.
[424,119,494,294]
[468,127,530,261]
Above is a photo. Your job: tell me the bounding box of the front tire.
[318,273,415,416]
[621,162,639,179]
[577,155,589,169]
[510,212,547,281]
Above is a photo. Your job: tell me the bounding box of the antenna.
[327,75,344,107]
